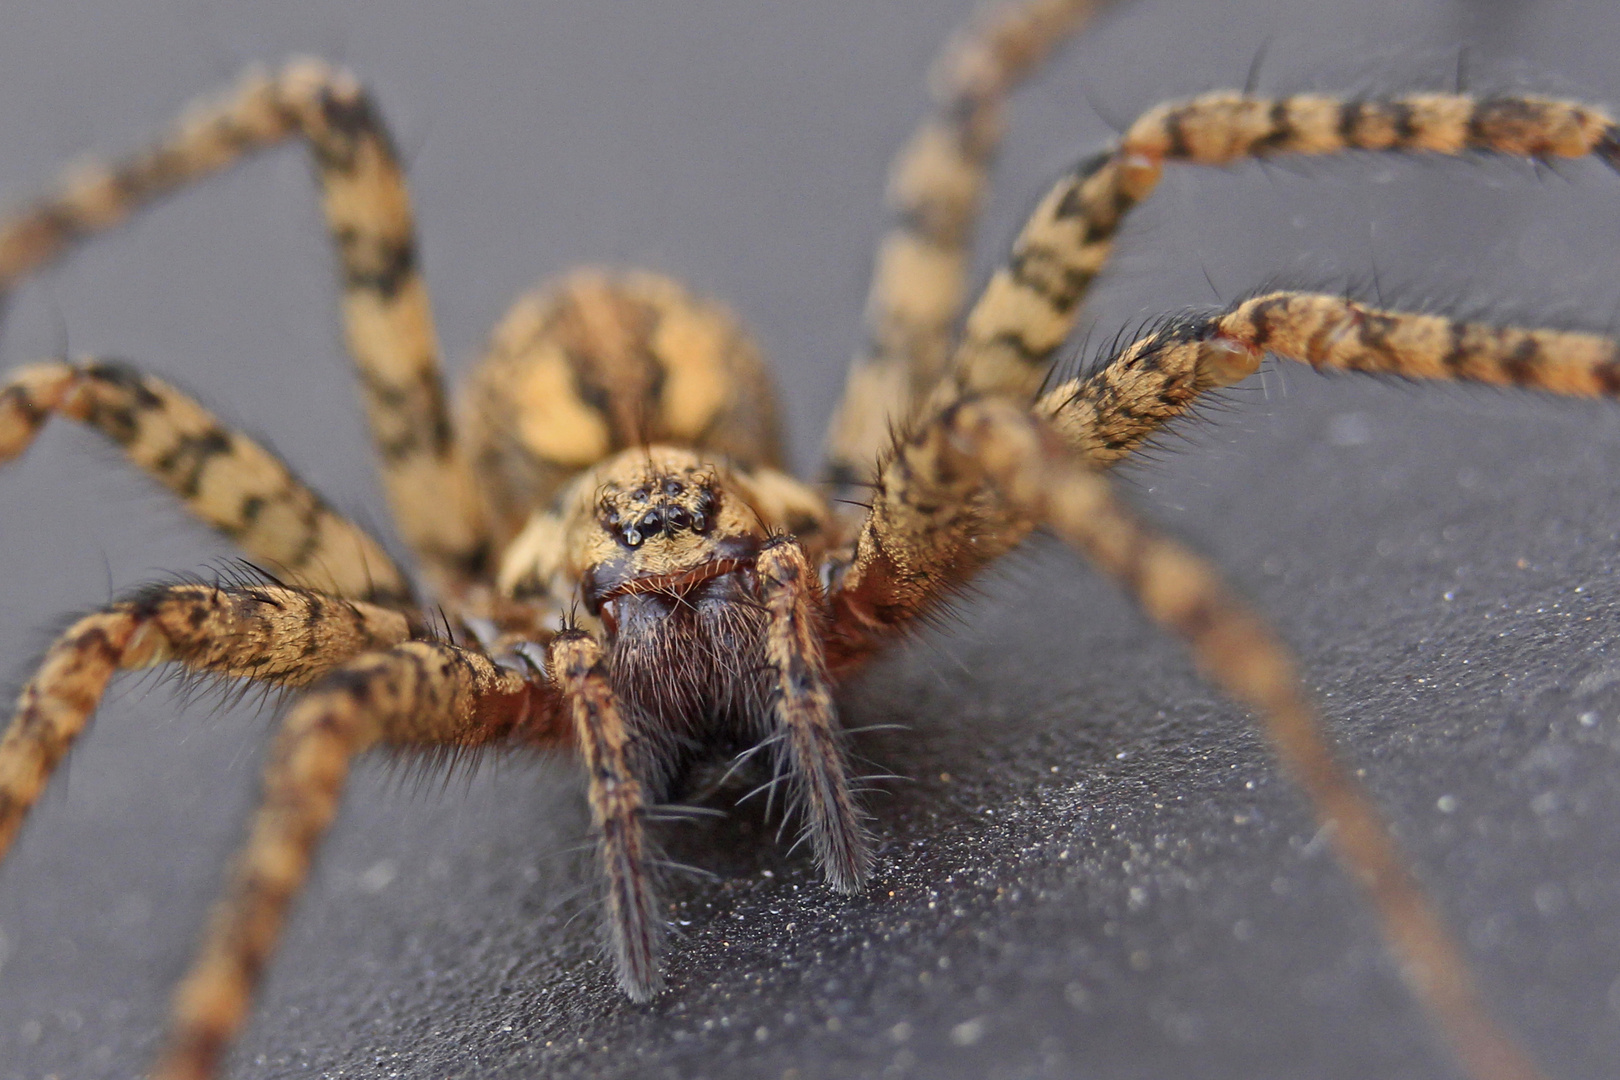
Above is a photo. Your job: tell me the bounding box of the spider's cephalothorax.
[3,2,1618,1078]
[505,439,835,804]
[468,273,849,868]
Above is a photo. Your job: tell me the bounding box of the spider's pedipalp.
[0,358,411,603]
[757,535,870,894]
[1039,292,1620,465]
[821,0,1105,503]
[0,60,488,593]
[944,90,1620,409]
[153,640,551,1080]
[0,583,416,862]
[548,629,662,1001]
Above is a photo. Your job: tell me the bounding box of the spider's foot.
[809,785,873,896]
[820,833,873,896]
[606,854,666,1002]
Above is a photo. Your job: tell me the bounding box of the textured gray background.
[2,1,1620,1078]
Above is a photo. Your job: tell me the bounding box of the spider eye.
[663,479,683,497]
[639,510,663,537]
[691,491,716,533]
[623,525,643,547]
[665,505,690,530]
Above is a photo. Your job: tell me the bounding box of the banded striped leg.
[942,91,1620,405]
[756,536,870,893]
[154,641,554,1080]
[0,359,410,603]
[0,60,489,590]
[821,0,1104,502]
[833,397,1546,1080]
[0,583,415,861]
[547,630,661,1000]
[1035,292,1620,465]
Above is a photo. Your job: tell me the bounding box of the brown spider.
[2,2,1619,1078]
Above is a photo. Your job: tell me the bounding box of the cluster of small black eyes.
[604,479,717,548]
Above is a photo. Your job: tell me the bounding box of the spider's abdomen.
[460,270,784,545]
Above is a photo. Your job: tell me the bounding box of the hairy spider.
[3,2,1620,1079]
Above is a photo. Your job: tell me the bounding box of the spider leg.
[821,0,1105,502]
[757,536,870,893]
[546,629,662,1000]
[0,582,417,862]
[151,640,555,1080]
[942,90,1620,405]
[829,395,1546,1080]
[0,60,489,593]
[1037,291,1620,464]
[0,358,411,603]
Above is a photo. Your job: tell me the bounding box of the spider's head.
[496,445,828,653]
[496,446,771,635]
[574,449,766,630]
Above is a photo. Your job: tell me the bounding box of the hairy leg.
[756,536,869,892]
[547,630,660,1000]
[941,90,1619,405]
[0,60,489,590]
[0,359,410,602]
[153,640,554,1080]
[0,582,417,861]
[1036,292,1620,464]
[831,395,1546,1080]
[821,0,1105,502]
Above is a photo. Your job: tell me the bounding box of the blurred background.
[2,1,1620,1077]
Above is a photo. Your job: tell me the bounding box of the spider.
[2,1,1620,1078]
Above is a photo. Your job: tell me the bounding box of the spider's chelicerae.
[4,1,1620,1078]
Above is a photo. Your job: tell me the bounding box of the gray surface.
[2,1,1620,1078]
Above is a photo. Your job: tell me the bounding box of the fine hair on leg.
[547,629,662,1001]
[940,90,1619,408]
[0,358,410,603]
[1035,291,1620,466]
[832,390,1546,1080]
[152,641,550,1080]
[756,535,870,892]
[821,0,1106,502]
[0,60,490,590]
[0,582,416,861]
